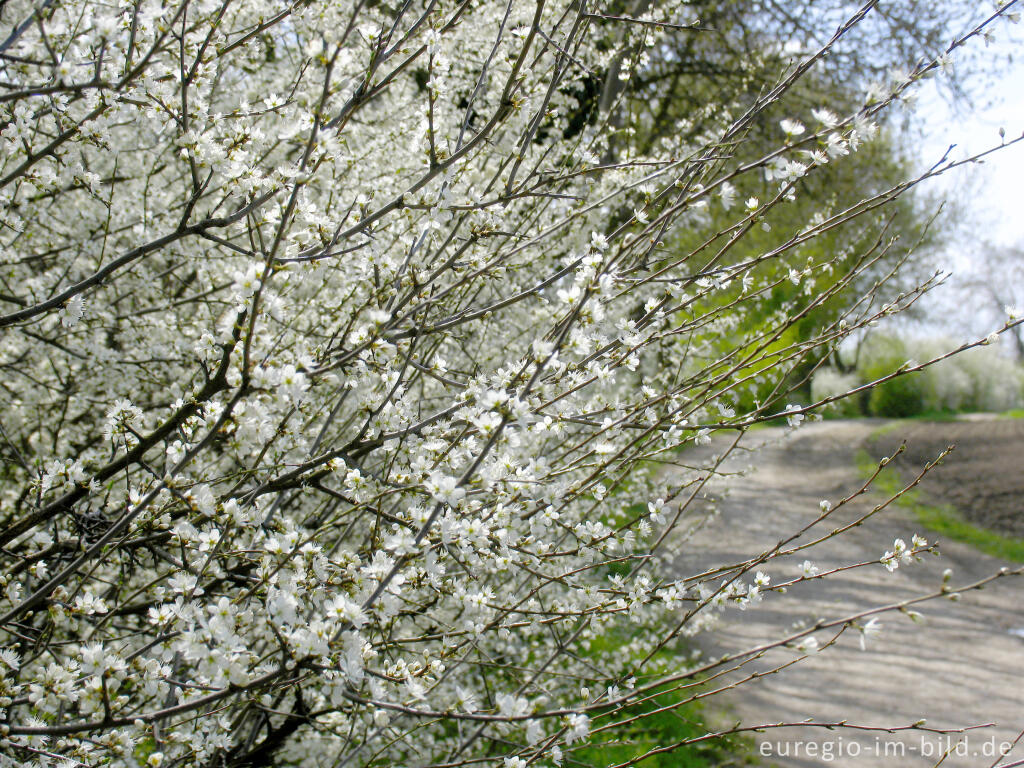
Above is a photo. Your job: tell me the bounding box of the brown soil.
[869,416,1024,537]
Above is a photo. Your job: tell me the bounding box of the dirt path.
[666,420,1024,768]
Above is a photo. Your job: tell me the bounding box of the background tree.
[958,242,1024,358]
[578,0,986,408]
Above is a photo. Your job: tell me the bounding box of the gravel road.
[666,420,1024,768]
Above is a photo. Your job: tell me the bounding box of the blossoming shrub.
[810,367,864,417]
[817,334,1024,417]
[0,2,1022,767]
[928,342,1024,412]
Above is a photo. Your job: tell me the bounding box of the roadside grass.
[572,637,758,768]
[574,503,760,768]
[856,444,1024,564]
[1000,408,1024,420]
[864,411,960,438]
[571,684,758,768]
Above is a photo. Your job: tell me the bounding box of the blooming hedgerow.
[0,1,1021,767]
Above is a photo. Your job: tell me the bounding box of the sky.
[912,29,1024,248]
[902,19,1024,336]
